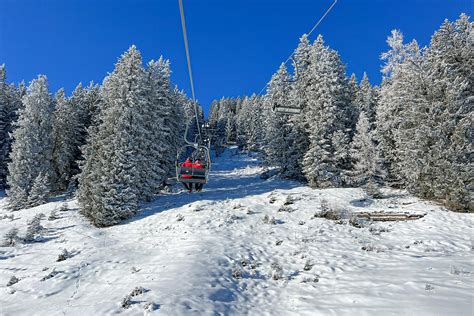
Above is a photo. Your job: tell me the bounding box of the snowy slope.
[0,148,472,315]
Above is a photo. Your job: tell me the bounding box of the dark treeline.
[208,14,472,212]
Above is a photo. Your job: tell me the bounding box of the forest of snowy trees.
[0,14,471,228]
[209,14,472,212]
[0,46,202,226]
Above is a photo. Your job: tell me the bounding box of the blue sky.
[0,0,471,114]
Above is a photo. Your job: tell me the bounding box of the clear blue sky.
[0,0,471,114]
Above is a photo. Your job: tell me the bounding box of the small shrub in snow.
[349,216,367,228]
[226,214,242,224]
[2,214,14,221]
[41,268,59,281]
[3,227,20,246]
[7,275,19,286]
[278,205,294,213]
[176,214,184,222]
[130,286,147,296]
[315,205,349,222]
[284,195,298,205]
[301,276,319,283]
[271,262,283,280]
[425,284,434,291]
[262,214,276,225]
[232,266,243,279]
[24,214,44,242]
[57,249,70,262]
[48,210,59,221]
[121,295,133,309]
[365,179,383,199]
[122,286,148,309]
[59,203,69,212]
[275,239,283,246]
[320,199,329,213]
[144,302,158,312]
[369,225,390,235]
[303,260,314,271]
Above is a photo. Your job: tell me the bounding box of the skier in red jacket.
[181,157,194,192]
[193,159,204,192]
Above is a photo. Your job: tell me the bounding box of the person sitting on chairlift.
[193,159,204,192]
[181,157,194,192]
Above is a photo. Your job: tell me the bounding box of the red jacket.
[181,159,193,178]
[193,160,203,169]
[182,159,193,168]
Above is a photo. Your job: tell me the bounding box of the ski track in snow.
[0,148,473,315]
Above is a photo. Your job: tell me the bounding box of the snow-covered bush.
[3,227,19,246]
[24,213,45,242]
[232,266,243,279]
[262,214,276,225]
[6,275,19,286]
[59,203,68,212]
[121,286,148,309]
[57,248,70,262]
[48,210,58,221]
[270,262,283,280]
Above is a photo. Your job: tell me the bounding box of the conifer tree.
[78,46,150,226]
[7,76,54,210]
[348,112,385,187]
[302,36,350,188]
[51,88,83,191]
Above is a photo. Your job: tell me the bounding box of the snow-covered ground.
[1,148,473,315]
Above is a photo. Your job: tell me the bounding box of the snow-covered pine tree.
[247,94,264,151]
[263,63,292,169]
[51,88,83,191]
[145,57,174,193]
[0,65,9,188]
[27,172,50,206]
[235,96,249,148]
[377,30,420,186]
[0,66,24,189]
[347,112,385,187]
[356,73,377,126]
[302,36,350,188]
[410,14,473,210]
[7,75,54,210]
[77,46,150,226]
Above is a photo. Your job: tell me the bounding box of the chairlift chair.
[272,57,302,115]
[176,143,211,184]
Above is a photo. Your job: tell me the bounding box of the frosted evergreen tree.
[377,30,420,186]
[7,76,54,210]
[0,65,9,187]
[347,112,385,187]
[27,173,50,206]
[0,66,24,188]
[356,73,377,126]
[78,46,150,226]
[145,57,174,193]
[247,94,264,151]
[302,36,350,188]
[263,64,292,168]
[51,88,83,191]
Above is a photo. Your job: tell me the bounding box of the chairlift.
[176,143,211,184]
[272,57,302,115]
